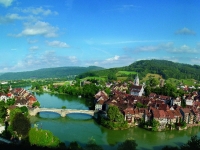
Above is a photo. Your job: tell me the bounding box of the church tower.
[133,74,139,86]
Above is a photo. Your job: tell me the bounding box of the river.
[29,92,200,150]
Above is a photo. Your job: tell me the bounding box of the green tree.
[9,107,23,124]
[107,73,117,81]
[101,105,128,129]
[104,87,111,96]
[62,106,66,109]
[181,135,200,150]
[68,141,83,150]
[144,85,151,96]
[6,98,15,106]
[0,101,7,123]
[117,138,138,150]
[29,128,60,148]
[151,119,160,131]
[11,112,31,138]
[20,106,28,115]
[107,105,120,121]
[32,101,40,108]
[84,137,103,150]
[82,84,99,98]
[162,145,179,150]
[135,102,146,108]
[149,78,159,87]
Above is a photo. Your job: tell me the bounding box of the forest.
[77,59,200,81]
[1,59,200,82]
[0,66,104,80]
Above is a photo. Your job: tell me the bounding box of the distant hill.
[77,59,200,81]
[125,59,200,80]
[0,66,104,80]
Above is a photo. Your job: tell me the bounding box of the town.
[94,74,200,131]
[0,73,200,149]
[1,74,200,134]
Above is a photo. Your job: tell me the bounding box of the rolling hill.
[0,66,104,80]
[76,59,200,82]
[1,59,200,82]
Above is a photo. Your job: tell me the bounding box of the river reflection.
[30,92,200,150]
[33,92,89,109]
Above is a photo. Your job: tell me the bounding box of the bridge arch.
[29,108,95,117]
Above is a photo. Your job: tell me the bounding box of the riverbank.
[187,123,200,128]
[30,91,200,150]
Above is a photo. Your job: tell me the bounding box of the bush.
[61,106,66,109]
[29,128,60,148]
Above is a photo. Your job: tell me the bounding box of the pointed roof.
[134,74,139,86]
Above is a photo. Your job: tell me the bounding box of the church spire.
[134,74,139,86]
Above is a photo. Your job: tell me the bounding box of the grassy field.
[141,73,163,83]
[52,72,199,87]
[83,76,106,81]
[117,77,128,81]
[116,71,137,76]
[53,81,71,86]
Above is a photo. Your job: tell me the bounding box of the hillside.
[77,59,200,82]
[125,59,200,80]
[0,66,104,80]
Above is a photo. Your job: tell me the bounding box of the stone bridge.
[29,107,95,117]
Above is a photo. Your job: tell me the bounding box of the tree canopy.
[11,112,31,138]
[29,127,60,148]
[117,138,138,150]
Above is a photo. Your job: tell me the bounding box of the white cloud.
[105,55,120,62]
[6,13,23,20]
[4,51,79,72]
[0,13,23,24]
[125,42,173,52]
[14,21,59,37]
[169,45,199,53]
[27,39,38,44]
[175,27,195,35]
[0,13,40,24]
[29,46,39,51]
[47,41,70,48]
[124,42,199,54]
[102,40,166,45]
[0,0,13,7]
[21,7,58,16]
[69,56,77,63]
[85,55,133,68]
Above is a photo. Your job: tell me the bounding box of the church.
[130,74,145,96]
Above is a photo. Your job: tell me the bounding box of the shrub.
[29,128,60,148]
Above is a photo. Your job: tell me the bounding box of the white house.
[0,95,8,102]
[185,97,193,106]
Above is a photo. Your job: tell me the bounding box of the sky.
[0,0,200,73]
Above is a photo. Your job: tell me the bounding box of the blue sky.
[0,0,199,72]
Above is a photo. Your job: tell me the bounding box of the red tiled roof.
[151,108,160,118]
[123,107,134,115]
[171,109,182,117]
[158,104,169,111]
[180,108,191,113]
[166,110,174,119]
[159,110,166,118]
[149,93,157,97]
